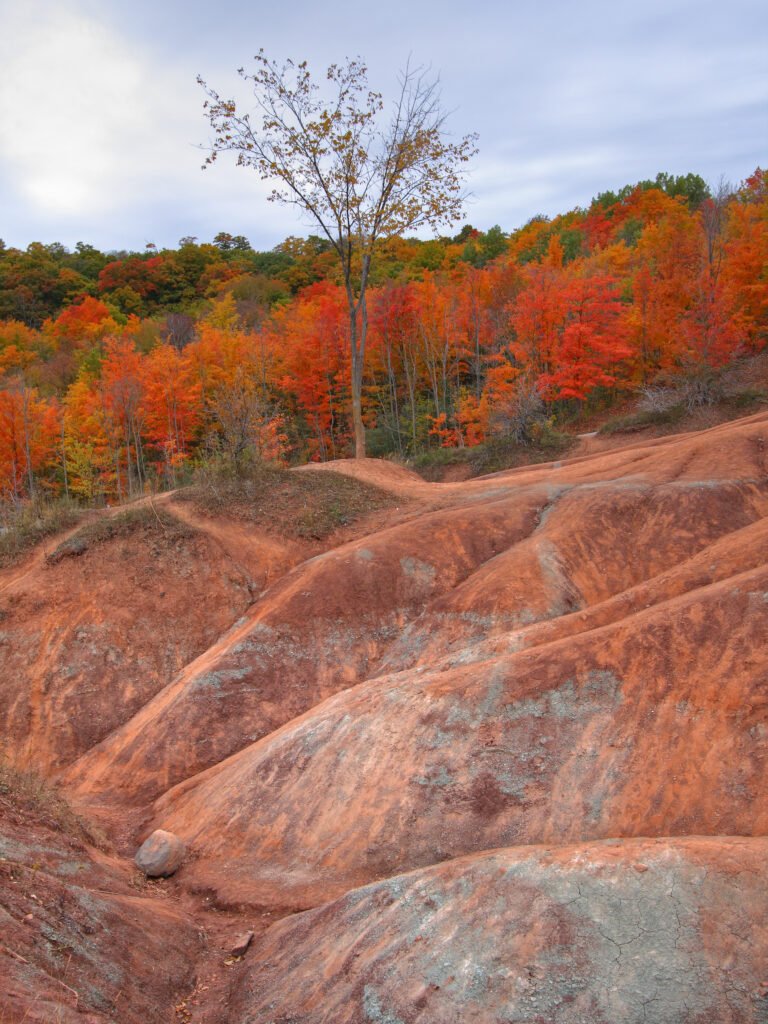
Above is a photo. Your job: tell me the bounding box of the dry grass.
[176,460,395,540]
[409,430,575,482]
[0,755,105,848]
[0,501,82,569]
[599,389,766,437]
[46,504,194,564]
[599,353,768,437]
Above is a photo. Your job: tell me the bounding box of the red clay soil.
[154,553,768,909]
[1,411,767,1023]
[64,487,552,809]
[0,797,200,1023]
[65,414,768,817]
[230,837,768,1024]
[0,508,257,776]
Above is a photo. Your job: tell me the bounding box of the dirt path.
[296,419,753,500]
[0,491,300,603]
[0,493,175,596]
[0,522,85,595]
[0,428,673,601]
[163,496,305,595]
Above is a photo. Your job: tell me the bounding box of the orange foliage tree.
[0,381,60,502]
[1,167,766,501]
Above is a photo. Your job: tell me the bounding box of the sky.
[0,0,766,253]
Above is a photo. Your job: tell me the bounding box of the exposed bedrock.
[155,559,768,909]
[229,837,768,1024]
[64,489,550,805]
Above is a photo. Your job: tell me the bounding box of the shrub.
[489,376,547,444]
[598,405,686,435]
[409,428,574,481]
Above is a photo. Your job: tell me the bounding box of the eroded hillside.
[1,415,767,1023]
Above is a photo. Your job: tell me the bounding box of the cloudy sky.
[0,0,766,252]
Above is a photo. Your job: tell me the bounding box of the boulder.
[134,829,185,877]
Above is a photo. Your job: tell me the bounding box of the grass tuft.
[409,429,574,482]
[46,504,193,564]
[177,459,395,540]
[598,404,687,435]
[0,500,82,569]
[721,387,767,410]
[0,754,105,848]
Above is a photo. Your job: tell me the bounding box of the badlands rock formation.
[1,411,766,1022]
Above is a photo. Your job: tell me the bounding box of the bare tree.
[488,373,546,444]
[209,368,279,470]
[161,313,196,352]
[198,53,477,457]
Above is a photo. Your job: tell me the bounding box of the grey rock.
[230,930,254,957]
[134,829,185,877]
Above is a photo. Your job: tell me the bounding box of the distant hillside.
[0,168,765,503]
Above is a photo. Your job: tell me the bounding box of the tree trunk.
[346,255,371,460]
[348,297,367,459]
[20,387,36,503]
[352,390,366,459]
[60,419,69,499]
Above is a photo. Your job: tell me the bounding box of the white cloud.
[0,0,765,249]
[0,2,156,214]
[0,0,314,246]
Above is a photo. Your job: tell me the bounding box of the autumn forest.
[1,168,766,506]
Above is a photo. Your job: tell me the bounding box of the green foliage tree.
[462,224,508,267]
[213,231,254,255]
[594,172,711,211]
[198,53,477,457]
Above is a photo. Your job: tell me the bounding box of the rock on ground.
[134,828,185,877]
